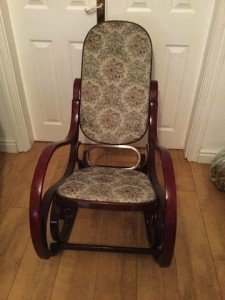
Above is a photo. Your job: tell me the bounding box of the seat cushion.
[58,167,156,204]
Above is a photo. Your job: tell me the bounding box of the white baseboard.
[0,138,18,153]
[197,148,222,164]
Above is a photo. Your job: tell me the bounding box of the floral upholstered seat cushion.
[80,21,152,145]
[58,167,156,204]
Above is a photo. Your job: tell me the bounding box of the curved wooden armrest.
[152,143,176,207]
[149,142,177,266]
[148,80,176,266]
[149,80,176,209]
[30,91,80,258]
[30,139,74,202]
[31,97,80,201]
[32,77,81,199]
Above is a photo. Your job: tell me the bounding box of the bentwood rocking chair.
[30,21,176,267]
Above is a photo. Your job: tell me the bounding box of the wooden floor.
[0,142,225,300]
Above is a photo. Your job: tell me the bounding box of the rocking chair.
[30,21,176,267]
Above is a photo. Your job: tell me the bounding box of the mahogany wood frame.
[30,78,176,267]
[97,0,105,24]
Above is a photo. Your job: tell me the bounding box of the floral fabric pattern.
[58,167,156,204]
[211,150,225,191]
[80,21,152,144]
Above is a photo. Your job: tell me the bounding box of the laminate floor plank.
[51,208,104,300]
[191,163,225,298]
[93,211,137,300]
[0,143,48,223]
[0,168,23,224]
[0,208,30,299]
[1,143,225,299]
[137,256,179,300]
[12,143,61,208]
[5,143,66,300]
[7,240,60,300]
[7,144,67,300]
[0,144,42,222]
[175,190,221,300]
[171,150,196,192]
[136,211,179,300]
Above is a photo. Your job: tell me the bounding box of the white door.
[7,0,215,148]
[6,0,97,141]
[107,0,215,148]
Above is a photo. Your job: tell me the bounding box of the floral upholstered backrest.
[80,21,152,145]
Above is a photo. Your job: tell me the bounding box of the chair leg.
[144,209,157,245]
[145,207,175,267]
[154,207,176,268]
[50,198,77,254]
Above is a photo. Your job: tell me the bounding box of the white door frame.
[0,5,33,152]
[185,0,225,162]
[1,1,223,157]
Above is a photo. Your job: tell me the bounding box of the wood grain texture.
[191,163,225,299]
[175,191,221,299]
[137,211,179,300]
[7,241,60,300]
[7,144,66,300]
[93,211,137,300]
[51,209,104,300]
[0,208,30,299]
[171,150,196,192]
[1,144,225,299]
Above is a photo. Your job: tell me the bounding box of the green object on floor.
[211,150,225,191]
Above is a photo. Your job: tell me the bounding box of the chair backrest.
[80,21,152,145]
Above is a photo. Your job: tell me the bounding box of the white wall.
[185,0,225,164]
[0,44,17,152]
[202,67,225,150]
[198,21,225,163]
[0,3,33,153]
[198,46,225,163]
[0,74,17,152]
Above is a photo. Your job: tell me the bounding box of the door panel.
[7,0,96,141]
[107,0,215,148]
[7,0,215,147]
